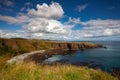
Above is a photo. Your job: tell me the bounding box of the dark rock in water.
[24,49,77,64]
[89,64,101,70]
[112,67,120,70]
[44,59,70,66]
[103,46,107,48]
[51,59,69,65]
[112,67,120,80]
[71,61,94,66]
[45,55,48,58]
[55,59,69,63]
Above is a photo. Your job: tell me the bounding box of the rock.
[24,49,76,64]
[71,61,94,66]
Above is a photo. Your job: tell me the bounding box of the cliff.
[0,38,103,55]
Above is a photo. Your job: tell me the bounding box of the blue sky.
[0,0,120,40]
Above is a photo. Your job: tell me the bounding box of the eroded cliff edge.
[0,38,104,56]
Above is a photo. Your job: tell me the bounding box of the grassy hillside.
[0,38,50,56]
[0,55,117,80]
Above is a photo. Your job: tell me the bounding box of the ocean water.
[44,41,120,72]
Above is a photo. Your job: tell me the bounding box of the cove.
[44,41,120,72]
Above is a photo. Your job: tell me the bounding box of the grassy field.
[0,55,118,80]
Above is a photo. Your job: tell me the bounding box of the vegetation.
[0,38,50,56]
[0,55,118,80]
[0,38,117,80]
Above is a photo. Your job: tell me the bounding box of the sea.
[44,41,120,72]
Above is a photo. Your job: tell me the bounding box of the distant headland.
[0,37,105,64]
[0,37,104,55]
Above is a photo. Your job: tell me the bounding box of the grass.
[0,38,50,56]
[0,55,118,80]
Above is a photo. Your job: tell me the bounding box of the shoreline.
[7,50,46,63]
[6,48,120,80]
[7,49,77,64]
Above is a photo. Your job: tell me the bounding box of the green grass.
[0,55,118,80]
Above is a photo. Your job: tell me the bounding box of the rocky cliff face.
[45,42,103,50]
[0,38,103,55]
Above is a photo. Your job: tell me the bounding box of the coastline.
[1,38,105,64]
[7,50,46,63]
[1,38,118,80]
[7,49,78,64]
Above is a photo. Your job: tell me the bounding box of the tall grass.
[0,55,118,80]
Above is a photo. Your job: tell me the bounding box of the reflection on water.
[44,41,120,72]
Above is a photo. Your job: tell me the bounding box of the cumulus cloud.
[76,4,88,12]
[0,2,72,40]
[28,2,64,19]
[24,17,72,34]
[73,19,120,39]
[62,18,120,40]
[0,2,120,40]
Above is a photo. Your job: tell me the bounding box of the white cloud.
[0,2,120,40]
[4,0,14,7]
[0,30,28,38]
[25,2,31,6]
[65,17,81,25]
[0,4,13,11]
[0,14,29,24]
[76,4,88,12]
[0,2,72,39]
[28,33,44,39]
[24,18,71,34]
[0,30,9,37]
[28,2,64,19]
[81,19,120,27]
[20,2,31,12]
[20,7,25,12]
[62,18,120,40]
[0,0,14,7]
[73,19,120,38]
[0,15,17,24]
[0,2,72,40]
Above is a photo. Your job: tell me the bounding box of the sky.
[0,0,120,41]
